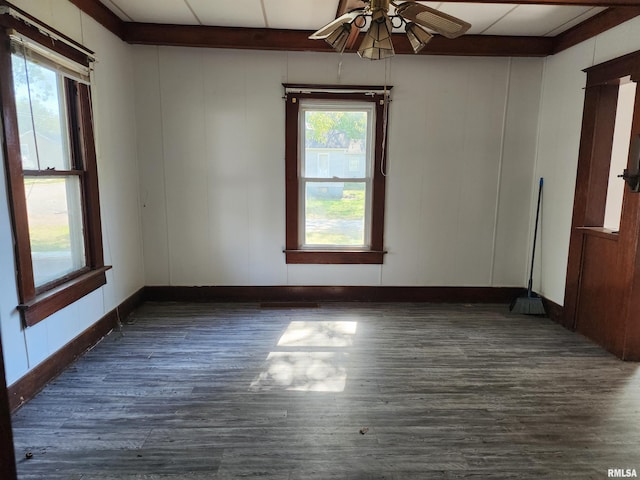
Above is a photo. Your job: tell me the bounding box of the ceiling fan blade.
[395,2,470,39]
[309,9,365,40]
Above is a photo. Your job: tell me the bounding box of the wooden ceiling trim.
[62,1,640,58]
[124,24,332,52]
[123,23,553,57]
[415,35,553,57]
[68,0,125,39]
[553,6,640,53]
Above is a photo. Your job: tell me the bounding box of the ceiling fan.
[309,0,471,60]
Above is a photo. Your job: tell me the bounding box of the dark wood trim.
[123,23,554,57]
[0,26,34,302]
[19,267,110,327]
[542,297,565,325]
[0,328,17,479]
[123,24,329,51]
[77,83,105,268]
[284,94,299,253]
[553,7,640,54]
[8,309,117,411]
[22,169,83,177]
[8,287,145,412]
[371,97,386,253]
[415,35,552,57]
[584,48,640,86]
[67,0,125,39]
[117,286,146,321]
[283,84,394,92]
[289,92,391,101]
[144,285,526,304]
[564,82,619,330]
[284,250,386,264]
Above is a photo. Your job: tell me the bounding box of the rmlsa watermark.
[608,468,638,478]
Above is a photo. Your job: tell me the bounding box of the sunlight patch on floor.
[250,351,348,392]
[277,321,358,347]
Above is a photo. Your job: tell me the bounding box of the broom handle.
[528,177,543,297]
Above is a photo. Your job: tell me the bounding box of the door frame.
[563,49,640,359]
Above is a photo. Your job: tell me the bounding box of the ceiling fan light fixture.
[405,22,432,54]
[308,9,363,40]
[358,9,394,60]
[325,23,352,54]
[395,2,470,39]
[367,9,392,41]
[308,0,470,60]
[358,34,394,60]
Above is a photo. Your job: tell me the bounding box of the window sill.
[18,266,111,327]
[284,250,385,264]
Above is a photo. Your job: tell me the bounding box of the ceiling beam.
[124,23,553,57]
[553,6,640,53]
[68,0,125,39]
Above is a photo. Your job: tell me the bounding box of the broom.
[510,177,546,315]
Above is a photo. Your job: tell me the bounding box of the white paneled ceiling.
[103,0,197,24]
[187,0,266,28]
[481,5,605,36]
[102,0,608,37]
[263,0,339,30]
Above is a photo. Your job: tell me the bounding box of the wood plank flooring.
[10,302,640,479]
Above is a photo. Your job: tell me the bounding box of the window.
[284,85,391,264]
[0,13,108,327]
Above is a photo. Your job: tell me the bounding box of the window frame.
[0,11,109,327]
[284,85,390,264]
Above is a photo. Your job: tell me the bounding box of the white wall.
[604,81,636,231]
[534,16,640,305]
[135,48,543,288]
[0,1,144,386]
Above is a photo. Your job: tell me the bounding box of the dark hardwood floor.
[10,302,640,479]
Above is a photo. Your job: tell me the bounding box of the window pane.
[304,110,368,179]
[12,54,71,171]
[24,176,86,287]
[304,182,366,246]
